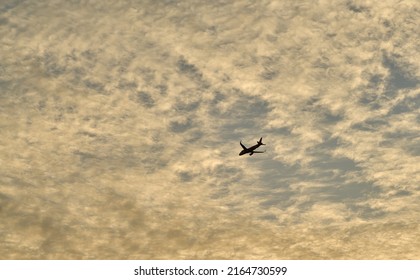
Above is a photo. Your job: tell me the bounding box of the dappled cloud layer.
[1,0,419,259]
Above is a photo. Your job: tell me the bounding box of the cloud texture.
[1,0,419,259]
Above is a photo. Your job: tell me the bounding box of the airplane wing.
[240,142,247,150]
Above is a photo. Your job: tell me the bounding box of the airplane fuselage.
[239,143,262,156]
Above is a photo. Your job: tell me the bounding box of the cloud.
[1,0,419,259]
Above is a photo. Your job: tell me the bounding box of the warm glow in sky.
[1,0,419,259]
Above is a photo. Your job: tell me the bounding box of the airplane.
[239,137,266,156]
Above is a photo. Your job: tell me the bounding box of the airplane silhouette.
[239,137,266,156]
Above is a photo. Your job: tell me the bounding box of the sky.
[0,0,419,259]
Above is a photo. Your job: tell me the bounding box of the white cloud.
[1,0,419,259]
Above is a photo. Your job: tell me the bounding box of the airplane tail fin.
[258,137,265,145]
